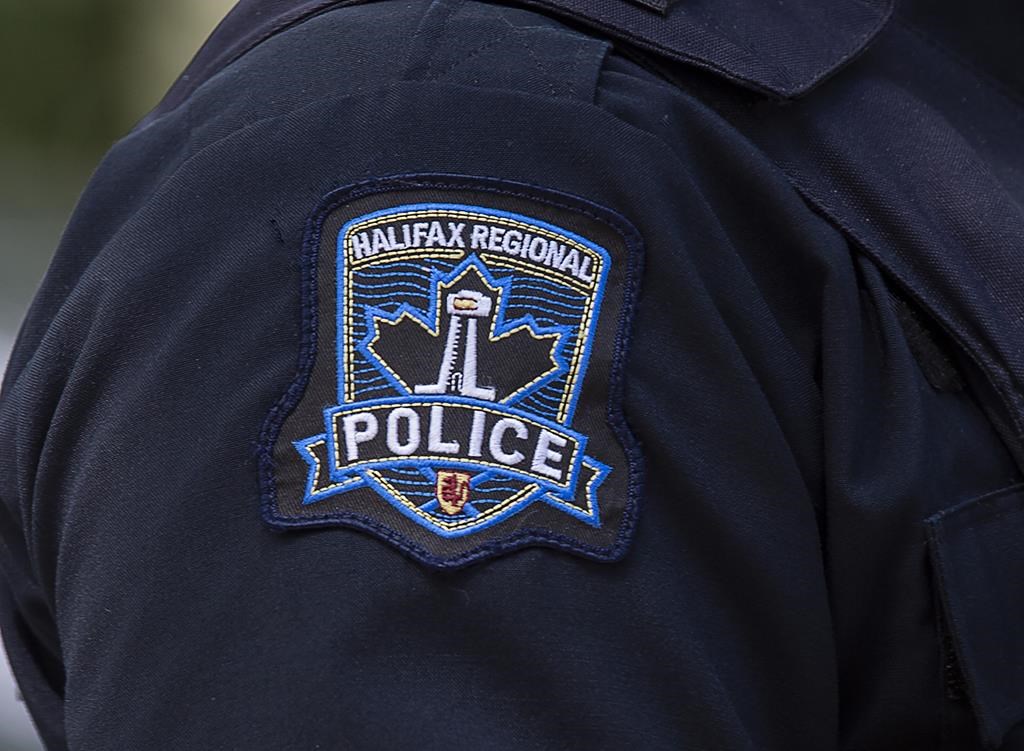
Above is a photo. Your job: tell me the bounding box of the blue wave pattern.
[349,259,588,422]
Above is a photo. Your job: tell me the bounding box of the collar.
[144,0,893,124]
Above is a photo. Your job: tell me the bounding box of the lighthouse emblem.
[415,289,497,401]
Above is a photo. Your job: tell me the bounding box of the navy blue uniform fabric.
[1,0,1023,749]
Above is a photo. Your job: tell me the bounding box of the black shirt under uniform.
[2,1,1023,749]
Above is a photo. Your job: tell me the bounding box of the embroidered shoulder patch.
[260,175,643,568]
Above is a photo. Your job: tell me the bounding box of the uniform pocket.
[926,484,1024,749]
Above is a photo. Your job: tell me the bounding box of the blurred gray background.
[0,3,234,748]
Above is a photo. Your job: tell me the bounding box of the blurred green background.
[0,2,235,748]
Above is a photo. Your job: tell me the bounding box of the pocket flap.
[927,484,1024,749]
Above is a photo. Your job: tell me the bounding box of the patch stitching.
[258,173,644,569]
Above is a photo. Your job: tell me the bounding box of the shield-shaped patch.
[261,175,642,568]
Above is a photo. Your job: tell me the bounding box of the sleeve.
[4,1,1014,750]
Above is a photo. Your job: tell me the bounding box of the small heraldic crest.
[262,176,642,568]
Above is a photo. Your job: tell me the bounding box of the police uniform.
[1,0,1023,748]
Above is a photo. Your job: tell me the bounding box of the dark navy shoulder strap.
[143,0,894,127]
[514,0,893,97]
